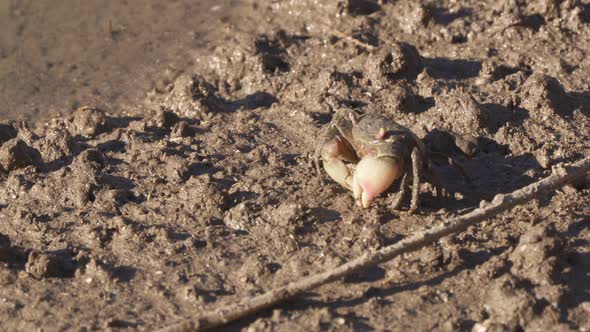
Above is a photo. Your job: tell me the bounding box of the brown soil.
[1,0,590,331]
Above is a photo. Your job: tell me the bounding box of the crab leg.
[391,170,410,210]
[409,147,422,213]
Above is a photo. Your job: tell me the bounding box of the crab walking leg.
[427,162,446,199]
[409,148,422,213]
[320,137,355,190]
[391,171,410,210]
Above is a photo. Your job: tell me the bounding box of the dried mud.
[1,0,590,331]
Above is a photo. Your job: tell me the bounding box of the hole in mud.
[433,7,472,25]
[523,14,545,32]
[347,0,381,16]
[255,36,290,74]
[451,34,467,44]
[344,266,386,283]
[423,57,482,80]
[582,4,590,23]
[310,112,332,125]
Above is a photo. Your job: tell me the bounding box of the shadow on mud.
[224,244,511,331]
[434,153,542,208]
[422,57,482,80]
[561,217,590,311]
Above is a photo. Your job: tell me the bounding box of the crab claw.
[352,156,400,208]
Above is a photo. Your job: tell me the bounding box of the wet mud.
[0,0,589,331]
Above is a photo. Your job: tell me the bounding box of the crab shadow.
[480,103,529,133]
[223,92,278,112]
[422,57,481,80]
[432,6,472,25]
[571,91,590,117]
[428,152,542,210]
[222,244,510,331]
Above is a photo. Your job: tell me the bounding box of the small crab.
[314,109,437,212]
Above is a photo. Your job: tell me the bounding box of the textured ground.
[0,0,589,331]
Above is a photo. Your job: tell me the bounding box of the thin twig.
[328,27,376,51]
[158,157,590,332]
[317,20,376,51]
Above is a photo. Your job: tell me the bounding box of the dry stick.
[316,20,376,51]
[328,28,376,51]
[158,157,590,332]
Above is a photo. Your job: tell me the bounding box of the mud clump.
[377,82,418,114]
[255,33,291,74]
[509,222,563,286]
[393,1,431,33]
[170,121,193,138]
[25,251,75,279]
[366,43,422,88]
[151,109,180,130]
[0,0,589,330]
[481,223,569,330]
[163,74,215,120]
[483,274,537,330]
[0,139,35,173]
[519,73,576,120]
[69,106,110,137]
[434,89,490,136]
[164,155,190,183]
[34,127,80,165]
[424,128,479,157]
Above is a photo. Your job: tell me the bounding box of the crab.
[314,109,438,212]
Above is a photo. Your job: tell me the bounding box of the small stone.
[472,322,487,332]
[80,259,111,283]
[333,317,346,325]
[224,203,252,231]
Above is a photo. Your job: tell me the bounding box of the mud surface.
[0,0,235,121]
[1,0,590,331]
